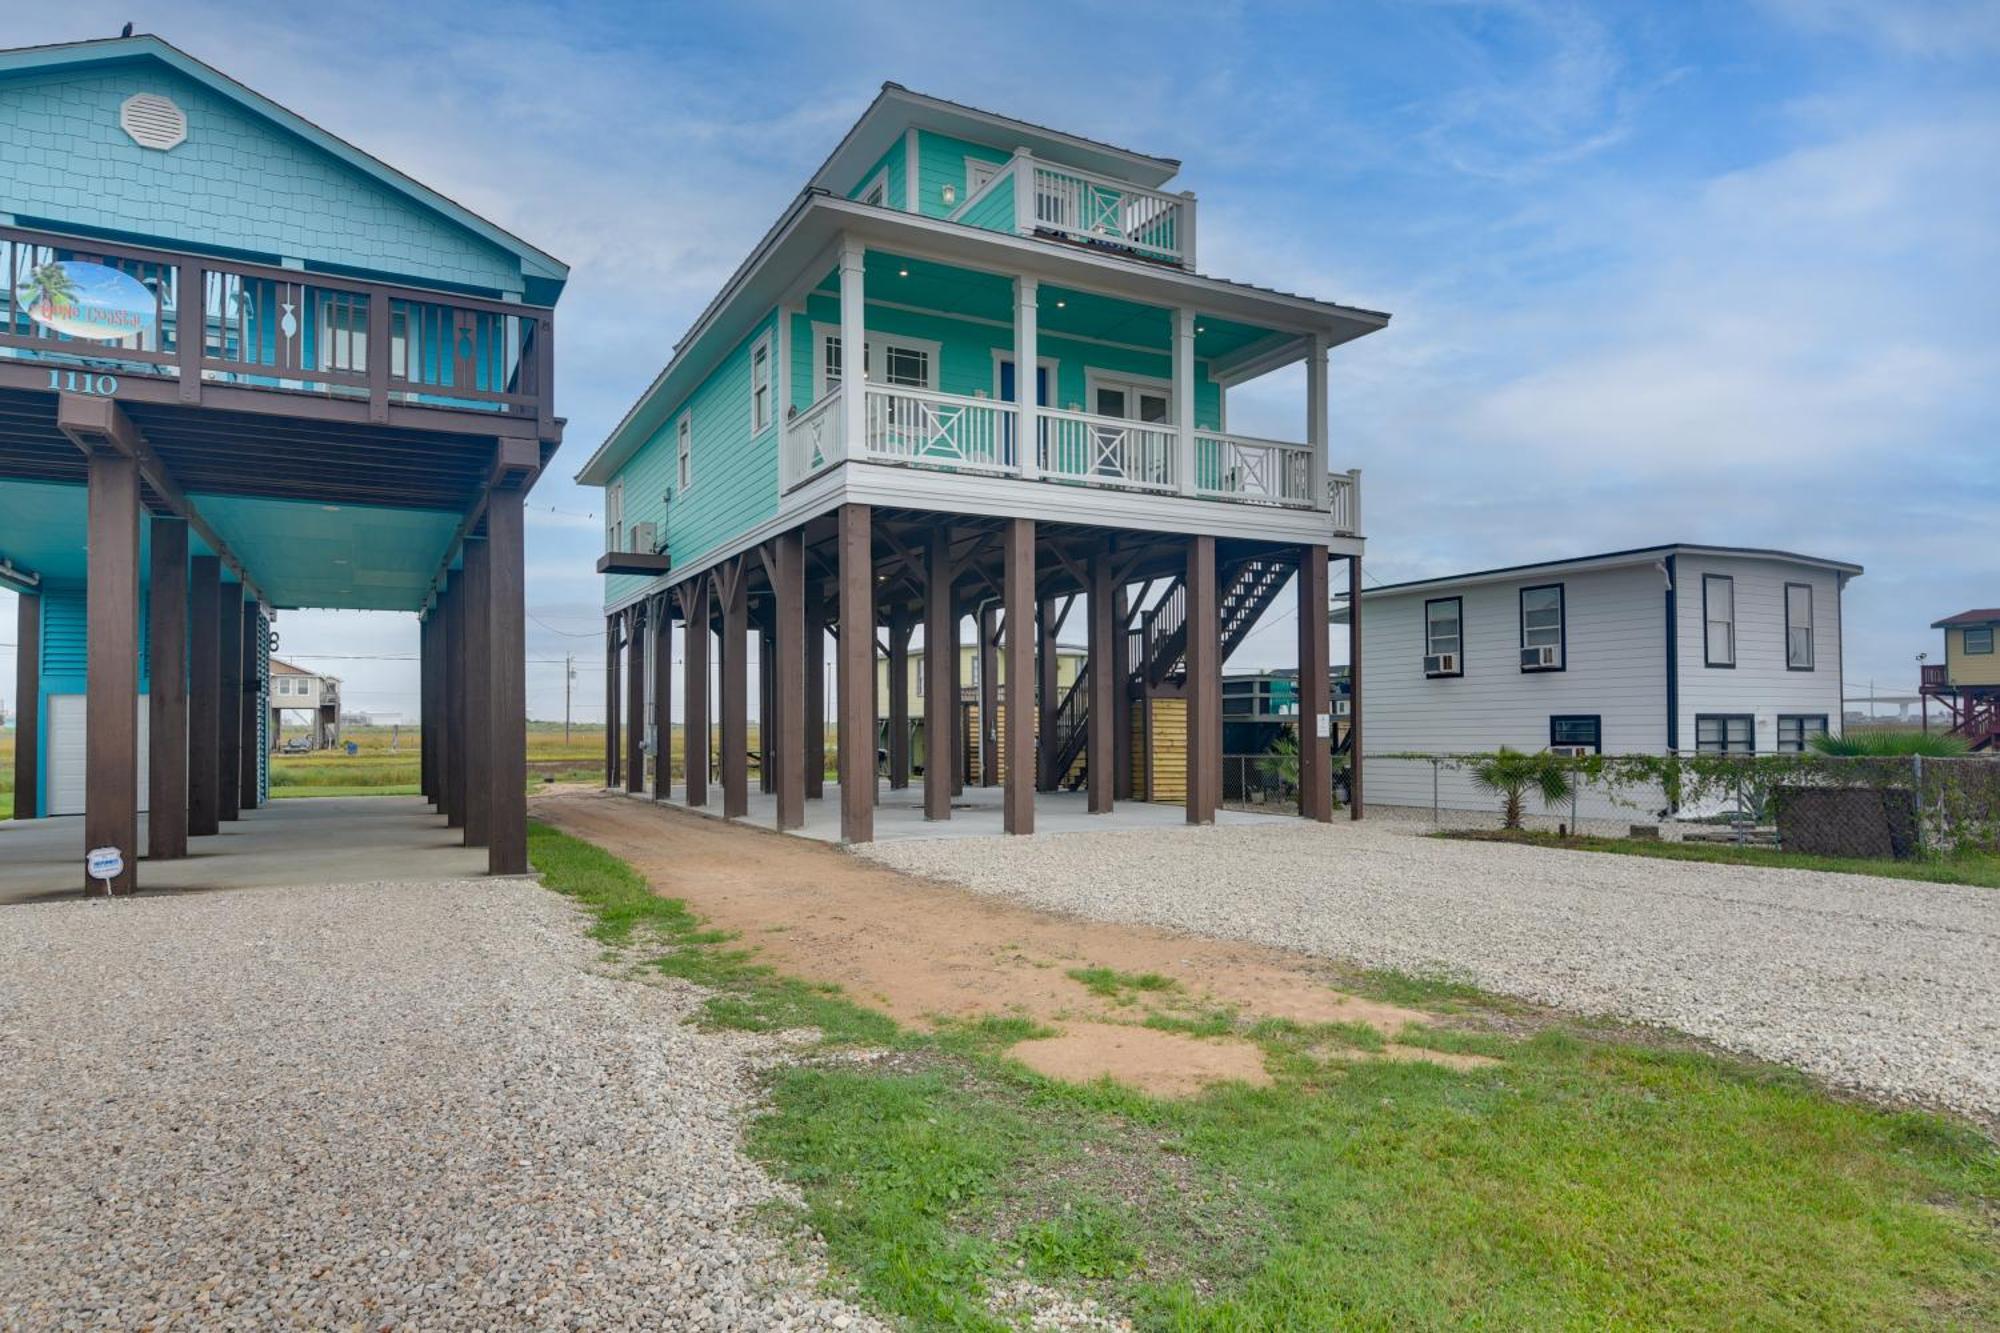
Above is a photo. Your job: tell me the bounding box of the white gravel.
[0,879,883,1331]
[860,813,2000,1119]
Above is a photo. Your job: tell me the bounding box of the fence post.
[1732,766,1745,845]
[1432,757,1440,828]
[1912,754,1927,858]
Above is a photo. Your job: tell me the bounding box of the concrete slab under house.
[576,83,1384,843]
[0,33,566,893]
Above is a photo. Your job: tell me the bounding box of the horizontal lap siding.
[959,174,1014,233]
[850,139,906,206]
[1674,556,1846,750]
[916,132,1010,219]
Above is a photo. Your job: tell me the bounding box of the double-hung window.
[1423,597,1461,677]
[675,414,692,493]
[1550,715,1602,753]
[1785,582,1814,670]
[1967,627,1996,654]
[749,336,772,435]
[1696,714,1754,754]
[882,343,930,389]
[1777,715,1827,752]
[814,325,938,398]
[1703,574,1736,667]
[1519,584,1564,671]
[605,479,623,554]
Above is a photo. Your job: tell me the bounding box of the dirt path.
[534,790,1465,1095]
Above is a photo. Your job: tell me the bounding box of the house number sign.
[46,369,119,396]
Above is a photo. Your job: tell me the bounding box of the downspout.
[1661,556,1678,752]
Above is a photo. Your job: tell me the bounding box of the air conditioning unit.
[1549,744,1591,758]
[1521,645,1561,669]
[629,521,659,554]
[1423,652,1458,676]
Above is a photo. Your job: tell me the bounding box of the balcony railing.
[950,151,1195,269]
[0,224,553,428]
[782,384,1356,531]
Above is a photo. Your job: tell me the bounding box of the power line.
[529,612,603,639]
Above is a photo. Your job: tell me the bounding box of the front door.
[997,360,1049,468]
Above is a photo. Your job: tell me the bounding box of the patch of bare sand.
[535,791,1491,1094]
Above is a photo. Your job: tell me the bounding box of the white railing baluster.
[1024,163,1191,267]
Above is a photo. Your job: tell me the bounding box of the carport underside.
[2,379,553,891]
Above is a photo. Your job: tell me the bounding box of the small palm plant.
[1469,747,1575,830]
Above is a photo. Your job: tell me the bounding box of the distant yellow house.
[1920,609,2000,750]
[875,642,1085,704]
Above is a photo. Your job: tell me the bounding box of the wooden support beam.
[444,575,466,828]
[187,557,220,836]
[1348,552,1365,821]
[805,587,826,799]
[949,595,965,797]
[888,611,913,790]
[1003,517,1036,834]
[485,485,529,874]
[680,579,711,808]
[772,530,807,830]
[463,537,493,846]
[1185,535,1219,825]
[625,603,647,796]
[12,592,39,820]
[650,593,673,800]
[1298,546,1332,822]
[758,620,775,795]
[148,516,190,859]
[1088,551,1115,815]
[85,447,140,893]
[1111,584,1133,802]
[979,603,999,786]
[718,558,749,819]
[837,504,875,843]
[237,597,261,811]
[604,613,620,789]
[419,610,437,806]
[217,579,244,822]
[924,528,955,821]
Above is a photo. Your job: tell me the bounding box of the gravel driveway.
[862,814,2000,1119]
[0,880,880,1331]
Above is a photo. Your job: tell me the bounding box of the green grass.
[529,821,2000,1331]
[1067,966,1181,1002]
[1442,827,2000,889]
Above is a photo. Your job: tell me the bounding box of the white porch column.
[1306,332,1329,511]
[1015,275,1039,480]
[1175,307,1197,495]
[839,239,867,459]
[1011,148,1035,235]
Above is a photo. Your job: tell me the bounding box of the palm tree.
[16,261,76,317]
[1468,747,1574,830]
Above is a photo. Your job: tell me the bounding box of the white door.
[45,693,150,817]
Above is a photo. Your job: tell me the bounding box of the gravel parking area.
[0,879,880,1331]
[863,815,2000,1119]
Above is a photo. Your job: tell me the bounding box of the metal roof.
[1348,543,1865,599]
[1932,609,2000,628]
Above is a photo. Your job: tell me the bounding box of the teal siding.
[0,62,522,293]
[849,138,906,208]
[916,132,1010,218]
[605,311,780,605]
[958,173,1015,234]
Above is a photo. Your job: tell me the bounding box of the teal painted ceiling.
[0,477,218,587]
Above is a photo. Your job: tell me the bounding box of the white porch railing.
[863,383,1013,472]
[1328,467,1361,537]
[1025,163,1191,267]
[780,388,845,490]
[1040,406,1179,492]
[1195,433,1316,508]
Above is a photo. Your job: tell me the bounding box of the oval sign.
[86,845,125,880]
[17,261,157,343]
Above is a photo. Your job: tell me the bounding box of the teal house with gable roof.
[1,32,564,890]
[578,84,1384,842]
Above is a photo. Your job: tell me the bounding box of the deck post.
[85,448,141,893]
[462,536,492,846]
[650,593,673,800]
[839,239,867,459]
[604,613,620,788]
[1297,545,1332,822]
[444,573,466,828]
[1088,552,1115,814]
[758,619,775,795]
[147,516,190,859]
[924,528,954,821]
[805,586,826,798]
[485,485,529,874]
[682,579,711,807]
[625,603,647,795]
[772,531,807,830]
[1347,552,1365,820]
[237,597,261,811]
[888,611,913,789]
[718,560,749,819]
[950,594,966,796]
[187,557,220,836]
[1185,535,1219,825]
[217,579,244,822]
[1037,599,1059,790]
[1003,517,1036,834]
[837,504,875,842]
[978,604,999,785]
[12,591,39,820]
[1014,277,1039,481]
[1111,585,1133,801]
[418,610,435,805]
[1174,307,1197,496]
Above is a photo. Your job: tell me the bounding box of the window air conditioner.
[629,521,658,554]
[1423,652,1458,676]
[1522,645,1560,669]
[1549,744,1591,758]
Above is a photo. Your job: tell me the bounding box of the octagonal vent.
[119,93,187,150]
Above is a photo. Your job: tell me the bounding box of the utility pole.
[564,653,575,745]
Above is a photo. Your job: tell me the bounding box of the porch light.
[898,268,909,277]
[1054,299,1066,308]
[941,184,956,206]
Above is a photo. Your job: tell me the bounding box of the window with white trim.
[814,325,938,398]
[882,343,930,389]
[605,479,623,554]
[675,415,692,492]
[966,158,1001,198]
[1086,371,1172,423]
[749,335,772,435]
[1785,582,1814,670]
[1703,574,1736,667]
[859,171,888,207]
[1696,713,1754,754]
[1777,714,1827,752]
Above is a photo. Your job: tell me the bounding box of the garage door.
[45,694,150,817]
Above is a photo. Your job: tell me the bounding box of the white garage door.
[45,694,150,817]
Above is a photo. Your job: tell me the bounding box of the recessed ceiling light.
[1196,325,1206,333]
[898,268,909,277]
[1055,299,1066,308]
[322,505,341,512]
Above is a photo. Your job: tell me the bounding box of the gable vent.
[119,94,188,150]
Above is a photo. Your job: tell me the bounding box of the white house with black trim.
[1338,544,1861,815]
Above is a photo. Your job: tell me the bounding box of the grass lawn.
[530,821,2000,1331]
[1440,827,2000,889]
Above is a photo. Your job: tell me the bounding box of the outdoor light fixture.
[941,184,956,206]
[898,268,909,277]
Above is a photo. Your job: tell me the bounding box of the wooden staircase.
[1045,555,1292,788]
[1948,695,2000,751]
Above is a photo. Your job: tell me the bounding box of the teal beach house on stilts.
[0,33,565,891]
[579,85,1384,842]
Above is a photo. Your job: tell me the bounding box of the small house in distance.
[268,659,340,751]
[1920,610,2000,750]
[1339,544,1861,815]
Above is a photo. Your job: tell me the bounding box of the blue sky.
[4,0,1996,723]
